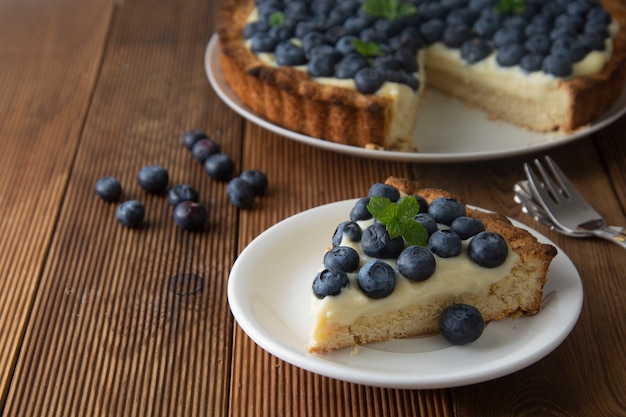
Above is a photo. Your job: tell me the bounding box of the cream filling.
[310,218,519,329]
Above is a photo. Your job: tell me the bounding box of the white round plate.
[227,199,583,389]
[206,35,626,162]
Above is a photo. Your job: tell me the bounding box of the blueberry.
[182,128,208,150]
[168,184,199,206]
[344,15,374,34]
[428,230,462,258]
[275,41,307,66]
[524,35,551,54]
[414,213,439,236]
[496,43,525,66]
[137,165,169,194]
[295,19,325,39]
[578,32,605,51]
[554,14,584,32]
[587,6,611,25]
[116,200,145,228]
[173,201,208,230]
[250,32,279,53]
[361,223,405,259]
[584,19,609,38]
[227,177,256,209]
[307,54,335,77]
[239,169,268,196]
[450,216,485,240]
[397,246,436,282]
[460,38,492,64]
[439,304,485,345]
[192,138,221,164]
[323,246,360,272]
[354,67,385,95]
[492,27,524,47]
[420,3,446,19]
[204,153,235,182]
[360,28,387,44]
[473,15,501,38]
[443,24,472,48]
[409,194,429,213]
[357,260,396,299]
[309,44,342,63]
[446,8,478,27]
[468,231,508,267]
[244,21,270,39]
[332,220,362,246]
[373,56,402,72]
[520,53,545,73]
[428,197,466,225]
[312,268,349,299]
[95,176,122,202]
[374,19,405,37]
[269,24,295,42]
[350,197,372,222]
[335,35,358,55]
[419,19,445,44]
[543,54,573,77]
[502,15,528,31]
[391,27,425,53]
[368,183,400,202]
[524,21,550,38]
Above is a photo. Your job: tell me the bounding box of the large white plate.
[206,34,626,162]
[227,199,583,389]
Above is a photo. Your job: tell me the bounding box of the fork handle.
[591,227,626,250]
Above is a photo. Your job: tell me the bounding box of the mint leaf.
[367,196,428,246]
[362,0,417,20]
[352,39,384,58]
[494,0,526,15]
[269,11,286,27]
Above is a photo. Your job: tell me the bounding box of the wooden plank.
[0,0,114,407]
[2,0,237,415]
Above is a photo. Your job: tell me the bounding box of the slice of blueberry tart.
[307,177,557,353]
[216,0,626,151]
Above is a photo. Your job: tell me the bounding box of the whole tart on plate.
[307,176,558,353]
[216,0,626,150]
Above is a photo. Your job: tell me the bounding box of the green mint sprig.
[362,0,417,21]
[494,0,527,15]
[269,11,286,27]
[352,39,385,58]
[367,196,428,247]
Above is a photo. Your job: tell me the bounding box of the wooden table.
[2,0,625,415]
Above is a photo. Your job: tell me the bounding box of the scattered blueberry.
[428,197,466,225]
[543,54,573,77]
[227,177,256,209]
[240,169,268,196]
[468,231,508,267]
[450,216,485,240]
[323,246,360,272]
[428,230,463,258]
[137,165,169,194]
[182,128,208,150]
[204,153,235,182]
[332,221,362,246]
[173,201,208,231]
[357,260,396,299]
[397,246,437,282]
[275,41,307,66]
[496,43,525,67]
[361,223,405,259]
[191,138,221,164]
[312,268,349,299]
[439,304,485,345]
[168,184,199,207]
[116,200,145,228]
[95,176,122,202]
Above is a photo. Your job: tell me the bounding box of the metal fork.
[523,156,626,249]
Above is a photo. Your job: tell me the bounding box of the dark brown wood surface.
[1,0,625,415]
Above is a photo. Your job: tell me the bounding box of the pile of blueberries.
[94,129,268,230]
[312,182,508,343]
[245,0,612,93]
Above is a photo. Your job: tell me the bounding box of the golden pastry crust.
[307,177,557,353]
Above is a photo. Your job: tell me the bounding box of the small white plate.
[227,199,583,389]
[206,34,626,162]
